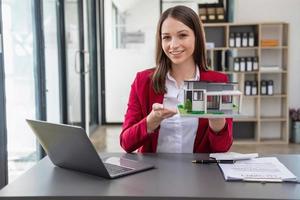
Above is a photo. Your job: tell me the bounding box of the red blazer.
[120,68,233,153]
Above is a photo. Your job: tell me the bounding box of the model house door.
[192,91,205,111]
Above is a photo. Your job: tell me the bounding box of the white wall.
[234,0,300,108]
[105,0,160,122]
[162,2,198,12]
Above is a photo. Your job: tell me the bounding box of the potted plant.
[289,108,300,143]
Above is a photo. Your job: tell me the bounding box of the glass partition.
[43,0,60,123]
[2,0,37,182]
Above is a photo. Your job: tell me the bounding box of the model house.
[180,81,243,116]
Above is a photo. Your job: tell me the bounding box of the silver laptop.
[26,119,154,179]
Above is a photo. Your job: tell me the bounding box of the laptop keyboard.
[104,163,134,175]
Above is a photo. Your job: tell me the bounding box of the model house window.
[222,95,232,103]
[207,96,220,109]
[193,91,203,101]
[188,82,193,89]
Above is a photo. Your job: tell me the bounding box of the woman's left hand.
[208,118,226,133]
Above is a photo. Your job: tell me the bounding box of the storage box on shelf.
[198,1,227,23]
[203,22,289,144]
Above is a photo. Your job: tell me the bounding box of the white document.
[219,157,298,182]
[210,152,258,161]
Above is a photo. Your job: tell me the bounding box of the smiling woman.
[153,5,208,94]
[161,18,195,67]
[120,5,233,154]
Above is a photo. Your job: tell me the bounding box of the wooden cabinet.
[203,22,289,144]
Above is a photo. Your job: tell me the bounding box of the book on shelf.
[260,66,281,72]
[261,39,279,47]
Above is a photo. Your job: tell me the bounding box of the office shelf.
[233,139,258,145]
[224,71,258,74]
[260,117,287,122]
[260,70,287,74]
[203,22,289,144]
[260,94,287,98]
[259,139,288,144]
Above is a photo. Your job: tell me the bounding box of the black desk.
[0,153,300,200]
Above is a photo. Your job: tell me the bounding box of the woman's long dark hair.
[152,5,208,94]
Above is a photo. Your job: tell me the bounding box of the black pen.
[192,159,235,164]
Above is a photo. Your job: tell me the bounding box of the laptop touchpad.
[104,157,138,167]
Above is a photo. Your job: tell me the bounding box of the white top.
[157,67,200,153]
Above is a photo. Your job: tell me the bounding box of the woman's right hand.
[146,103,177,133]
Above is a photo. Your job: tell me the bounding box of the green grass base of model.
[177,104,225,115]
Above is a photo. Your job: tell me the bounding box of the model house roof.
[184,81,237,91]
[206,90,242,96]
